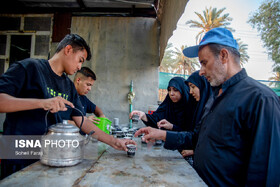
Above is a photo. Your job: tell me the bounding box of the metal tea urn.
[40,120,90,167]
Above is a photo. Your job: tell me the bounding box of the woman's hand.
[181,150,194,157]
[157,119,173,130]
[129,110,147,122]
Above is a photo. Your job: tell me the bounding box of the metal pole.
[129,80,133,128]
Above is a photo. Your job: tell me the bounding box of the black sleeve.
[84,96,96,113]
[142,105,167,128]
[0,62,26,97]
[245,95,280,186]
[172,124,184,131]
[164,123,200,150]
[71,85,84,117]
[143,113,161,128]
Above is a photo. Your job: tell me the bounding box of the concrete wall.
[69,17,160,125]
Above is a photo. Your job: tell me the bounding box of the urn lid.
[48,120,80,133]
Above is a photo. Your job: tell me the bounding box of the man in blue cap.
[135,28,280,186]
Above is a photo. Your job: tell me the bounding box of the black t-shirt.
[79,95,96,115]
[0,58,83,135]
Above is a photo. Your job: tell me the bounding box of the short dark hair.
[201,43,240,63]
[55,34,92,61]
[75,67,96,81]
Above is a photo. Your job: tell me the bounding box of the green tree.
[186,7,234,44]
[236,38,249,66]
[173,45,200,75]
[160,43,175,73]
[272,64,280,73]
[268,71,280,88]
[248,0,280,67]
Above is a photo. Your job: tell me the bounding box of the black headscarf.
[185,71,212,126]
[144,77,196,131]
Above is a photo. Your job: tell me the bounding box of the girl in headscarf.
[130,77,196,131]
[180,71,212,165]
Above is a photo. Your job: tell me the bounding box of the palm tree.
[160,43,176,73]
[236,38,249,66]
[173,45,200,75]
[269,64,280,88]
[268,71,280,88]
[272,64,280,73]
[186,7,234,44]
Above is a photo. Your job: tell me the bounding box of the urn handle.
[44,106,95,136]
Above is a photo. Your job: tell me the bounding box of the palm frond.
[185,6,234,41]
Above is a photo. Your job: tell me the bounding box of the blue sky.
[168,0,273,80]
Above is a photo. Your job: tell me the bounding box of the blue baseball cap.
[183,27,239,58]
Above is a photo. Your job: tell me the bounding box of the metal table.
[0,137,206,187]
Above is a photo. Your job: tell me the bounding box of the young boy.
[73,67,105,122]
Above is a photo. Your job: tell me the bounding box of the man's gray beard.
[209,59,227,87]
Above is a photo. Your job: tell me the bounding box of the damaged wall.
[69,17,159,125]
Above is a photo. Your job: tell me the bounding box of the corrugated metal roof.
[0,0,158,17]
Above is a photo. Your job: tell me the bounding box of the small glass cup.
[155,139,162,146]
[141,135,147,144]
[126,133,133,138]
[128,128,134,134]
[131,114,139,123]
[126,144,136,157]
[124,136,132,140]
[113,118,119,127]
[116,130,124,138]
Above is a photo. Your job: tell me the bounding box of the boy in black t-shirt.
[73,67,105,122]
[0,34,136,179]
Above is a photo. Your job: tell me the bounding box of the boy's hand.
[42,96,74,113]
[88,116,101,124]
[112,138,137,151]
